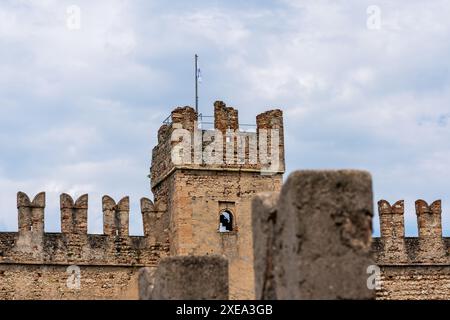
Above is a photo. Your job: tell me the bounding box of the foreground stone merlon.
[252,192,278,300]
[277,170,375,299]
[140,255,229,300]
[253,170,375,300]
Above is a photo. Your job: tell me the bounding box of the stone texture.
[214,101,239,132]
[377,200,408,263]
[416,200,446,262]
[0,264,141,300]
[269,170,375,299]
[256,109,285,173]
[60,194,88,234]
[141,256,228,300]
[138,267,156,300]
[376,266,450,300]
[251,192,278,300]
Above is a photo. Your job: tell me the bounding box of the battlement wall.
[371,199,450,299]
[0,192,169,266]
[372,199,449,265]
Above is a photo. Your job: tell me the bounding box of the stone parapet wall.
[0,192,169,300]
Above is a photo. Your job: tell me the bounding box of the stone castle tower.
[0,100,284,300]
[150,101,285,299]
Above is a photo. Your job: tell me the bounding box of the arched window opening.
[219,210,233,232]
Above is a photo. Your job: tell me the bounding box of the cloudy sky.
[0,0,449,236]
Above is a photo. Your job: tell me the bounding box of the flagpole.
[195,54,199,114]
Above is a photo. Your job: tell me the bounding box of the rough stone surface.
[264,170,376,299]
[214,101,239,132]
[141,256,229,300]
[138,267,156,300]
[0,264,141,300]
[251,192,278,300]
[375,266,450,300]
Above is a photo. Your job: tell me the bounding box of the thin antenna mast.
[195,54,199,114]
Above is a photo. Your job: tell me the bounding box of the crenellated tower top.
[150,101,285,191]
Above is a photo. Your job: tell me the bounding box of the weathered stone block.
[251,192,278,300]
[138,267,156,300]
[141,256,229,300]
[275,170,374,299]
[255,170,376,299]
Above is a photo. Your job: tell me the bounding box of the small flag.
[197,65,202,83]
